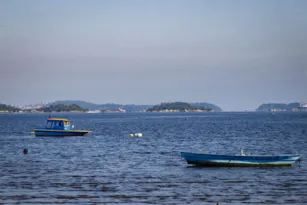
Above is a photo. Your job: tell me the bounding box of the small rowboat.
[180,151,302,167]
[31,117,92,137]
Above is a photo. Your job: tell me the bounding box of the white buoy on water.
[130,133,143,137]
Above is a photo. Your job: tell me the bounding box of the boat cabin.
[45,118,73,130]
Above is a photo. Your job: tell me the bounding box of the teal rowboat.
[181,152,302,167]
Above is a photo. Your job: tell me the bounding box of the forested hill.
[147,102,216,112]
[38,104,88,112]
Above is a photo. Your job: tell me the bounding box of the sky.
[0,0,306,111]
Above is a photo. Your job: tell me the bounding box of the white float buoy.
[130,133,143,137]
[135,133,143,137]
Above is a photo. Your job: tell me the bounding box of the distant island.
[0,103,88,113]
[256,102,307,112]
[37,104,88,112]
[147,102,214,112]
[0,104,20,113]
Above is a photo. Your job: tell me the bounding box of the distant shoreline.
[146,109,214,113]
[0,111,88,114]
[1,110,307,114]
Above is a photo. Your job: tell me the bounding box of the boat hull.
[33,129,91,137]
[180,152,301,167]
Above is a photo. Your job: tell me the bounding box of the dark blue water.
[0,112,306,204]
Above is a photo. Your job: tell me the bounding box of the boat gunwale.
[180,152,302,159]
[185,161,294,167]
[33,129,92,133]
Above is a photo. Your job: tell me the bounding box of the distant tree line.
[37,104,88,112]
[0,104,20,112]
[147,102,213,112]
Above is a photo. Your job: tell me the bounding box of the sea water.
[0,112,306,204]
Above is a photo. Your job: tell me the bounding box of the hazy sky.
[1,0,306,111]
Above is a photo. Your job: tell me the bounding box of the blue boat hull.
[180,152,301,167]
[34,129,91,137]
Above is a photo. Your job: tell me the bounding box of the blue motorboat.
[180,151,302,167]
[31,118,92,137]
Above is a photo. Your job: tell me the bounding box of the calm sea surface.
[0,112,306,205]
